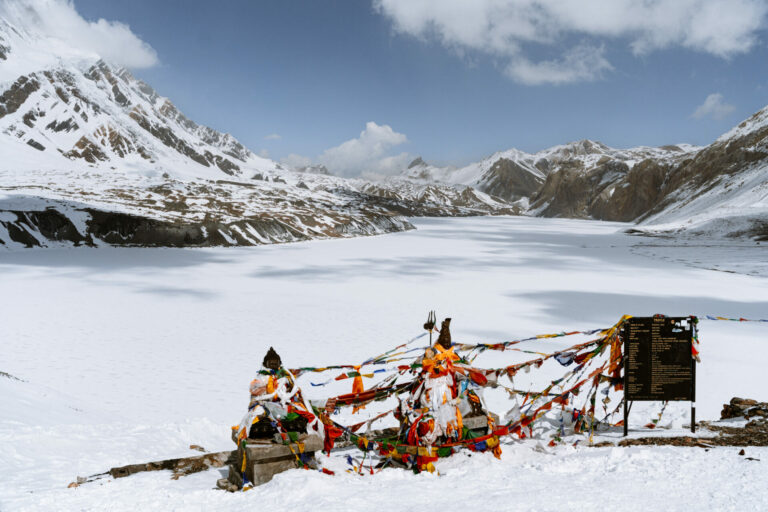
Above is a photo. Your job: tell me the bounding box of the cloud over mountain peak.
[0,0,158,69]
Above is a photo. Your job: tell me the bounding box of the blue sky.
[50,1,768,173]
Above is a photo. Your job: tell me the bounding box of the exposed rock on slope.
[523,114,768,238]
[633,110,768,239]
[0,173,415,248]
[352,178,518,217]
[0,60,267,177]
[556,110,768,238]
[477,158,544,202]
[0,202,412,248]
[530,158,680,221]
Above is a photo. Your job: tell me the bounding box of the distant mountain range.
[1,16,766,247]
[403,111,768,240]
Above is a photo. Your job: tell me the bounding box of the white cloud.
[281,122,412,177]
[373,0,768,84]
[692,93,736,120]
[318,122,410,177]
[258,149,270,158]
[280,153,313,170]
[505,44,612,85]
[264,133,281,140]
[0,0,159,68]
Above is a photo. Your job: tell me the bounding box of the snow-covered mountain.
[0,17,513,248]
[499,111,768,240]
[527,141,701,220]
[0,18,278,179]
[402,118,768,240]
[404,140,699,206]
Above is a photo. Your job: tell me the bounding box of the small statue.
[435,318,452,349]
[234,347,317,442]
[262,346,281,371]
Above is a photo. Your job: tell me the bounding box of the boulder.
[721,397,768,419]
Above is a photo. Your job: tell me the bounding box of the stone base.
[227,434,323,488]
[463,413,500,432]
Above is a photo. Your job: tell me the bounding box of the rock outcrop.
[478,158,545,202]
[721,397,768,420]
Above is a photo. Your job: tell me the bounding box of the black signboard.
[622,316,697,434]
[624,316,695,401]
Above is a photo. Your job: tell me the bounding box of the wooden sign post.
[622,316,697,436]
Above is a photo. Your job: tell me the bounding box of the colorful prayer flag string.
[704,315,768,323]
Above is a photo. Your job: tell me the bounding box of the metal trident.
[423,310,436,345]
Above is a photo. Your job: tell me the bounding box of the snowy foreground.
[1,217,767,511]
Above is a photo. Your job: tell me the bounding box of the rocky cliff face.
[476,157,545,202]
[0,202,412,248]
[490,142,699,214]
[529,157,679,221]
[527,113,768,239]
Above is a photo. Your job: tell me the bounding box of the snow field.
[1,216,767,511]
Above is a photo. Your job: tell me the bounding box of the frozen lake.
[1,216,766,511]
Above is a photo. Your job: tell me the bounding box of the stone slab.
[227,434,323,488]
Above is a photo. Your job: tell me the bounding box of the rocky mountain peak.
[541,139,610,160]
[408,156,426,168]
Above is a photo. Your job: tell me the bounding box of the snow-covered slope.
[628,107,768,239]
[350,176,518,217]
[0,17,514,249]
